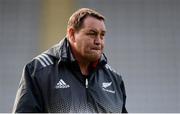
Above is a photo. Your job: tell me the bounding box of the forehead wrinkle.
[84,27,106,33]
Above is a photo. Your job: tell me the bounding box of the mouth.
[91,47,101,50]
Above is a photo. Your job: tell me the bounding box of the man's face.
[73,16,106,62]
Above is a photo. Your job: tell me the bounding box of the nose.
[94,35,101,45]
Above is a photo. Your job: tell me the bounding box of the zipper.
[85,78,88,88]
[85,78,89,112]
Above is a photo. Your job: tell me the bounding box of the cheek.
[101,40,105,49]
[77,40,89,53]
[83,38,93,47]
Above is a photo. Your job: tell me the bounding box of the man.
[13,8,127,113]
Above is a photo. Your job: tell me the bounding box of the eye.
[86,32,97,37]
[101,33,105,37]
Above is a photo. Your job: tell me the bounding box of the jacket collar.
[44,37,107,66]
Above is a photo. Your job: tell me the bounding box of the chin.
[86,54,101,62]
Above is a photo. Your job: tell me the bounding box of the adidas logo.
[55,79,70,89]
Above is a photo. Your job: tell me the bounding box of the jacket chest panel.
[46,67,88,112]
[40,65,123,112]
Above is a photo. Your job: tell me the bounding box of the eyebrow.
[88,29,106,33]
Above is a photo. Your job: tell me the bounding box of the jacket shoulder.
[104,64,122,79]
[26,53,55,74]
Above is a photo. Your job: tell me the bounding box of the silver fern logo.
[102,82,112,88]
[102,82,115,94]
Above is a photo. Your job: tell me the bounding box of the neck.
[70,45,90,76]
[78,61,90,76]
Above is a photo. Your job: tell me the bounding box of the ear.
[67,27,76,43]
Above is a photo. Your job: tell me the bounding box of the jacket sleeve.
[120,80,128,113]
[12,65,43,112]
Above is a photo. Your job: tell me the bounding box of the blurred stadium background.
[0,0,179,112]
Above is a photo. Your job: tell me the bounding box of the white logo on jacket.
[56,79,70,89]
[102,82,115,94]
[102,82,112,88]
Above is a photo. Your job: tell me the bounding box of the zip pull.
[85,78,88,88]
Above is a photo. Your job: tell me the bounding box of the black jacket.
[13,38,127,113]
